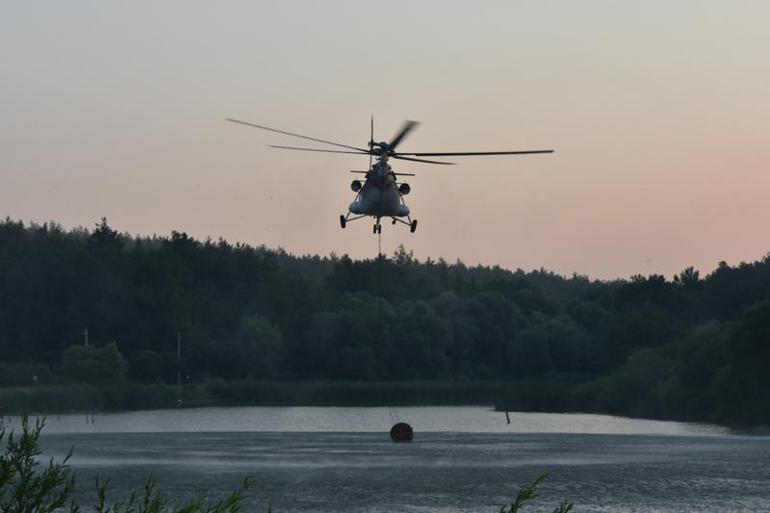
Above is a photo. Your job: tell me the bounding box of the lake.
[6,406,770,512]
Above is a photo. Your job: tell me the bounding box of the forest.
[0,217,768,426]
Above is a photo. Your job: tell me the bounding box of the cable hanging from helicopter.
[226,117,553,234]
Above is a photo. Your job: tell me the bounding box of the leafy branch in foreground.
[0,417,77,513]
[0,417,254,513]
[500,474,573,513]
[93,474,253,513]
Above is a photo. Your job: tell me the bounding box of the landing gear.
[341,214,409,233]
[339,213,365,229]
[389,216,418,233]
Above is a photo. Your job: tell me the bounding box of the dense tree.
[60,341,129,384]
[506,326,552,377]
[130,349,165,383]
[1,218,769,424]
[234,313,283,379]
[387,300,451,379]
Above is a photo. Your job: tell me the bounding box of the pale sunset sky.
[2,1,769,279]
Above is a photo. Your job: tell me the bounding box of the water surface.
[6,407,768,512]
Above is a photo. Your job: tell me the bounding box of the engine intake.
[399,183,411,195]
[350,180,362,192]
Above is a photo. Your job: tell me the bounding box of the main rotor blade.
[369,115,374,171]
[393,155,454,165]
[399,150,555,156]
[388,120,420,152]
[269,145,366,155]
[226,118,369,153]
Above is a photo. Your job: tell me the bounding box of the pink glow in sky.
[2,1,769,279]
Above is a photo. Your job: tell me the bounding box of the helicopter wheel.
[410,219,418,233]
[373,224,377,234]
[392,219,397,225]
[340,215,346,229]
[378,225,382,234]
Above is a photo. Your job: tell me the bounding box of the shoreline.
[1,379,765,432]
[0,380,504,416]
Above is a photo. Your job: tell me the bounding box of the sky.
[2,1,769,279]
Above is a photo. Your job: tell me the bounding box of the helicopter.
[226,117,553,234]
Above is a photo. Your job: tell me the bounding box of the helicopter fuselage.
[349,162,410,218]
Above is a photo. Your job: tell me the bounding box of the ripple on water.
[21,407,770,513]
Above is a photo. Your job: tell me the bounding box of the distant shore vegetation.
[1,217,769,426]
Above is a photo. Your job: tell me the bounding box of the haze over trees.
[0,217,769,425]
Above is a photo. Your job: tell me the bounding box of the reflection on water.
[3,407,768,513]
[6,406,729,435]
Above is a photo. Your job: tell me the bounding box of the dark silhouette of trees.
[1,217,769,424]
[61,341,129,384]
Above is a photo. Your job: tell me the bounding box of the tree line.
[0,217,768,425]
